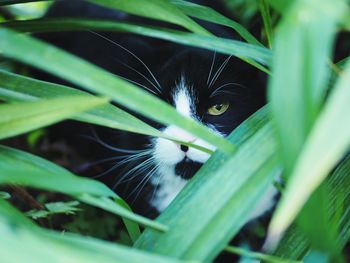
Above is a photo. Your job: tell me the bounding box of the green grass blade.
[135,107,281,261]
[0,0,47,5]
[224,246,302,263]
[86,0,210,36]
[0,96,107,140]
[2,18,272,67]
[0,199,180,263]
[0,27,234,153]
[259,0,273,48]
[0,69,163,137]
[268,0,345,175]
[171,0,263,46]
[0,145,166,231]
[267,58,350,247]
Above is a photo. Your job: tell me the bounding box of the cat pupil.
[215,104,223,110]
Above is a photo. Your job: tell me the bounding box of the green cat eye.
[207,102,230,116]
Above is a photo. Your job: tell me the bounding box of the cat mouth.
[174,158,202,180]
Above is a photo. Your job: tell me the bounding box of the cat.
[35,0,274,222]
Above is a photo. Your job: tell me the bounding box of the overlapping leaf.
[0,27,234,153]
[0,145,166,231]
[135,107,281,262]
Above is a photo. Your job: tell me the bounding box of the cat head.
[152,48,265,178]
[144,48,265,211]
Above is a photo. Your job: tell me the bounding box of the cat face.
[145,48,265,211]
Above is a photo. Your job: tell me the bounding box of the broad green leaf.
[171,0,263,46]
[0,199,180,263]
[135,107,281,262]
[0,95,107,140]
[86,0,210,35]
[267,59,350,248]
[268,0,346,175]
[0,145,166,231]
[0,27,234,153]
[2,18,272,66]
[0,69,162,137]
[0,70,211,153]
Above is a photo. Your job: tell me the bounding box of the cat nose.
[180,144,189,152]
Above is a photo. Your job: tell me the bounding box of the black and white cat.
[36,0,275,222]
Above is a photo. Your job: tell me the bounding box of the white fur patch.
[150,165,187,211]
[173,77,193,118]
[151,78,218,211]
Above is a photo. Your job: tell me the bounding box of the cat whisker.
[119,75,158,95]
[207,51,217,85]
[92,149,152,179]
[210,82,245,98]
[89,30,162,91]
[85,127,145,154]
[128,164,158,203]
[208,55,232,88]
[117,156,155,182]
[115,60,161,94]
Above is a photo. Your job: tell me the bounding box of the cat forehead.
[172,77,194,118]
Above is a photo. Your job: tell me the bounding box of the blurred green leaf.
[225,245,302,263]
[268,58,350,247]
[171,0,263,46]
[86,0,210,35]
[268,0,345,175]
[136,107,281,262]
[0,95,108,140]
[0,0,47,5]
[266,0,293,13]
[0,145,166,232]
[0,199,181,263]
[0,191,11,199]
[27,201,81,220]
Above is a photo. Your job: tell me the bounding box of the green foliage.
[0,0,349,262]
